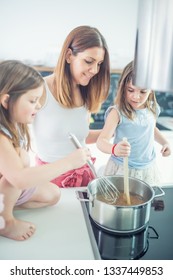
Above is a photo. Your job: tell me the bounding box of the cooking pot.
[83,176,165,233]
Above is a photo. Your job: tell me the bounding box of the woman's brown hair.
[54,25,110,113]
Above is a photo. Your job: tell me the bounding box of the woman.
[32,25,110,187]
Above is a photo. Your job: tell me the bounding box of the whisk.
[95,176,120,204]
[68,133,120,204]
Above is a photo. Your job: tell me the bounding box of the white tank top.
[32,82,89,162]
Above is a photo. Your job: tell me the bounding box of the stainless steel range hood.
[133,0,173,92]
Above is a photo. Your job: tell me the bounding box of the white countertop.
[1,130,173,260]
[0,188,95,260]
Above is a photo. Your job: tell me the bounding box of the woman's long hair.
[54,25,110,113]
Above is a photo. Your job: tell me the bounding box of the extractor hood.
[134,0,173,93]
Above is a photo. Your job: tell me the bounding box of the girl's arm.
[96,108,130,157]
[154,127,171,157]
[0,134,90,190]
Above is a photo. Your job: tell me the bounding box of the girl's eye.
[30,100,37,104]
[128,88,134,92]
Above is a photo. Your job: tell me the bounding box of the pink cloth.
[35,156,96,188]
[15,187,36,206]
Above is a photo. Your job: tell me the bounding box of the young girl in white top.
[97,61,171,186]
[0,60,91,241]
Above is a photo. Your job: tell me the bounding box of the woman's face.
[66,47,105,87]
[126,80,151,109]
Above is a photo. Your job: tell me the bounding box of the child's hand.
[68,148,91,169]
[161,143,171,157]
[113,139,131,157]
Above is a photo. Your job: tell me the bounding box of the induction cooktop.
[77,186,173,260]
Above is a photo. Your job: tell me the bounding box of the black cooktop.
[78,186,173,260]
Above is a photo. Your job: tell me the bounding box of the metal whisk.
[68,133,120,204]
[96,176,120,204]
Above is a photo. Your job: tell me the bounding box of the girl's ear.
[65,48,73,63]
[0,94,10,109]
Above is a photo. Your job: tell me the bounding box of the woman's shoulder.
[44,74,54,89]
[38,74,54,107]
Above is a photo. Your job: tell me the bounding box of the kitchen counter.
[0,187,96,260]
[1,130,173,260]
[1,185,173,260]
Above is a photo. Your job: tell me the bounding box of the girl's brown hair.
[54,25,110,113]
[0,60,44,150]
[115,61,158,120]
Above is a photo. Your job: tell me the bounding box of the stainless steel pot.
[87,176,165,233]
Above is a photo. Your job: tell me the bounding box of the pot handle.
[148,226,159,239]
[152,186,165,198]
[75,189,92,202]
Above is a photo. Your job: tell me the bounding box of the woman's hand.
[67,148,91,169]
[113,139,131,157]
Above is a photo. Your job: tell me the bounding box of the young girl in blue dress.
[97,61,171,186]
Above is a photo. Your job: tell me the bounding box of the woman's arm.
[96,108,118,154]
[0,134,90,190]
[86,129,102,144]
[85,113,102,144]
[154,127,171,156]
